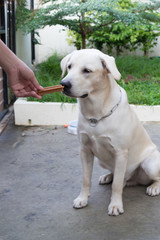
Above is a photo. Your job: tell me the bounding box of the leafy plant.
[16,0,160,50]
[88,0,160,55]
[66,30,82,50]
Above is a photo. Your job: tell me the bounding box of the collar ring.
[89,118,98,127]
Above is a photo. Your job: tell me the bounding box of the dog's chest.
[79,131,116,165]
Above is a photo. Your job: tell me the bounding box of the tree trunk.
[144,49,148,56]
[116,46,121,56]
[81,32,86,49]
[80,13,86,49]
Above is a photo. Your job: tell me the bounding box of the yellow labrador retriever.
[60,49,160,216]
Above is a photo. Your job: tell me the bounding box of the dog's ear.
[60,54,71,77]
[100,54,121,80]
[60,51,76,77]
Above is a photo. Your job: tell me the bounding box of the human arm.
[0,39,43,99]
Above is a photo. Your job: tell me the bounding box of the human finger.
[14,89,42,99]
[28,81,43,92]
[29,72,43,90]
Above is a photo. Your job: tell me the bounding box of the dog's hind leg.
[99,173,113,185]
[146,181,160,196]
[141,149,160,197]
[98,161,113,185]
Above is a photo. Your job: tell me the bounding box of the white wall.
[16,0,33,68]
[16,30,32,68]
[35,25,75,64]
[148,37,160,57]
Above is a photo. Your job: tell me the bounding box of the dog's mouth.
[80,93,88,98]
[62,89,71,97]
[62,89,88,99]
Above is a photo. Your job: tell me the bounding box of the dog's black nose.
[60,80,72,90]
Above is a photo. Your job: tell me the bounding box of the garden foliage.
[16,0,160,54]
[28,53,160,106]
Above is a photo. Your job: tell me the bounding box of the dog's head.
[60,49,121,98]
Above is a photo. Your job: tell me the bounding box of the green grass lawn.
[116,56,160,105]
[28,54,160,105]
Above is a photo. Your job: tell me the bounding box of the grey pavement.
[0,117,160,240]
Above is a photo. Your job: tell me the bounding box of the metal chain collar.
[85,89,122,127]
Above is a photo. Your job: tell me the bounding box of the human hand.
[7,62,43,99]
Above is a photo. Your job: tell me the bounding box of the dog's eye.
[83,68,92,74]
[68,64,72,70]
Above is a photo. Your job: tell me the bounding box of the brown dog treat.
[37,85,64,96]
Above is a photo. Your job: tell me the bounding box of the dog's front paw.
[108,202,124,216]
[73,197,88,209]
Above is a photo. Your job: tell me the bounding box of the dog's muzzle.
[60,80,88,98]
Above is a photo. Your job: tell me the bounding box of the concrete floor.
[0,117,160,240]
